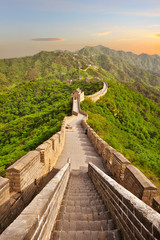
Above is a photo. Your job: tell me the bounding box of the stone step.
[64,192,100,198]
[57,210,112,221]
[68,181,93,185]
[65,189,97,194]
[63,194,102,201]
[51,229,122,240]
[67,186,95,192]
[60,205,106,214]
[61,199,104,207]
[54,219,115,231]
[51,172,122,240]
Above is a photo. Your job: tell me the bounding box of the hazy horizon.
[1,0,160,59]
[0,45,160,60]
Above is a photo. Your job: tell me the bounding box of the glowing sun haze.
[0,0,160,58]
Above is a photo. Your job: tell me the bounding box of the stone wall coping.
[89,162,160,230]
[0,162,70,240]
[36,141,51,151]
[0,177,9,189]
[113,151,131,164]
[126,165,158,190]
[105,145,115,151]
[154,196,160,203]
[6,151,40,172]
[50,133,59,141]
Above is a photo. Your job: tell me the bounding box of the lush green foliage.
[0,77,102,176]
[78,46,160,90]
[78,45,160,76]
[81,81,160,180]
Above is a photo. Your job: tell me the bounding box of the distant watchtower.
[71,88,84,102]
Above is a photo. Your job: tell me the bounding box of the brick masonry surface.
[88,162,160,240]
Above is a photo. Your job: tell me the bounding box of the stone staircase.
[51,170,122,240]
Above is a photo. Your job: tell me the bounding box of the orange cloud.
[31,38,65,42]
[93,31,112,36]
[154,34,160,38]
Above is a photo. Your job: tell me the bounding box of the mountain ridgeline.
[78,45,160,76]
[0,46,160,192]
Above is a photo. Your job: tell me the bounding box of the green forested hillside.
[0,76,103,176]
[1,47,160,94]
[81,80,160,192]
[78,45,160,76]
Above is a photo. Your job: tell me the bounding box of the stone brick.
[153,196,160,213]
[0,177,10,204]
[141,226,155,240]
[124,165,157,206]
[111,151,130,184]
[153,225,160,239]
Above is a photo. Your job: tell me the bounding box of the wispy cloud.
[93,31,112,36]
[114,38,135,42]
[121,11,160,17]
[153,34,160,38]
[149,25,160,28]
[31,38,65,42]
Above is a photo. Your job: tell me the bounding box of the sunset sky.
[0,0,160,58]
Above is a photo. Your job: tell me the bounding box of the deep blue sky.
[0,0,160,58]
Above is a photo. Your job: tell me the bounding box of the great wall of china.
[0,81,160,239]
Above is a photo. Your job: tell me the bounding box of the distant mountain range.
[78,45,160,76]
[0,45,159,105]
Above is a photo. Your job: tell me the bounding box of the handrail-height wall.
[0,161,71,240]
[0,115,77,233]
[88,162,160,240]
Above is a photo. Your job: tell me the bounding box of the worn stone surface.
[88,162,160,240]
[54,113,107,173]
[0,163,70,240]
[0,177,10,205]
[50,170,122,240]
[124,165,157,206]
[153,196,160,213]
[0,114,76,233]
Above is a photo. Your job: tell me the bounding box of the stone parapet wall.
[0,162,70,240]
[6,151,42,192]
[80,86,159,209]
[111,152,131,184]
[0,177,10,205]
[85,81,108,102]
[0,114,77,233]
[81,119,158,207]
[124,165,157,206]
[153,196,160,213]
[88,162,160,240]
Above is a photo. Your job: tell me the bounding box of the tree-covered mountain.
[78,45,160,76]
[0,46,160,94]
